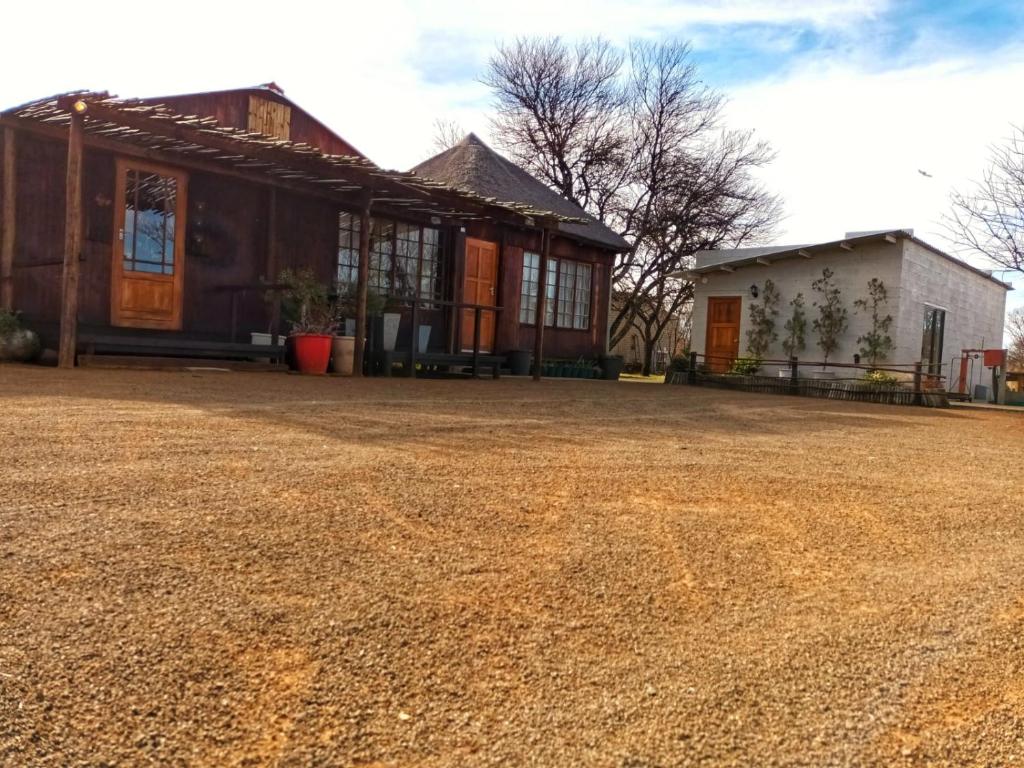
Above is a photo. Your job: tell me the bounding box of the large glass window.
[122,170,177,275]
[337,213,443,300]
[337,212,360,287]
[921,306,946,375]
[520,253,591,329]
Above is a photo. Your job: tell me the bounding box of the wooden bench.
[78,332,287,364]
[374,349,504,378]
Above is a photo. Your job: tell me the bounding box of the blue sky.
[2,0,1022,313]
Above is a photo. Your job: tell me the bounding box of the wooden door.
[461,238,498,352]
[111,159,187,330]
[705,296,741,372]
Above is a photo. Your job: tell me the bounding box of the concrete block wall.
[691,237,1010,392]
[895,240,1008,394]
[691,242,903,376]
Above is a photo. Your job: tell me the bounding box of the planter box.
[250,332,285,346]
[382,313,401,352]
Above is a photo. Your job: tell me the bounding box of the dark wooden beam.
[352,197,372,377]
[532,226,551,381]
[0,116,452,228]
[58,112,84,369]
[0,127,14,310]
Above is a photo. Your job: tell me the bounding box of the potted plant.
[599,354,624,381]
[507,349,531,376]
[0,309,41,363]
[279,268,337,375]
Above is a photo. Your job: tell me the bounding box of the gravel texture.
[0,366,1022,767]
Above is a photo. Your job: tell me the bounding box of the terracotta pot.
[292,334,332,375]
[330,335,356,376]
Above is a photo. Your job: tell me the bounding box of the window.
[337,213,443,300]
[122,169,177,275]
[921,306,946,375]
[519,252,559,325]
[337,212,360,287]
[519,252,592,329]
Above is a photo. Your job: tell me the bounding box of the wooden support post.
[58,112,84,370]
[913,361,923,406]
[409,299,419,378]
[532,227,550,381]
[789,356,799,395]
[0,128,15,311]
[688,351,698,386]
[353,198,371,377]
[266,188,281,344]
[472,306,481,378]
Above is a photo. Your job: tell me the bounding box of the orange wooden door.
[111,159,188,330]
[705,296,741,372]
[461,238,499,352]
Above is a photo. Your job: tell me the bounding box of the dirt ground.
[1,366,1022,767]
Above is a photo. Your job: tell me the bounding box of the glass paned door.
[111,160,188,330]
[921,306,946,376]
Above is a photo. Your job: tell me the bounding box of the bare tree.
[431,118,465,153]
[484,37,782,375]
[946,125,1024,272]
[1008,307,1024,371]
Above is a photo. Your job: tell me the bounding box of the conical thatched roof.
[411,134,630,252]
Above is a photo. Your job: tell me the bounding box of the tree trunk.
[642,338,657,376]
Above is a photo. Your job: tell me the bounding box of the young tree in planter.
[781,292,807,359]
[745,278,779,360]
[811,267,848,366]
[854,278,894,368]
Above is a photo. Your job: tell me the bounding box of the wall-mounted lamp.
[749,284,759,298]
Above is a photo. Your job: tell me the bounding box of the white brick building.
[690,230,1011,394]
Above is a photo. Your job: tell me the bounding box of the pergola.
[0,92,579,377]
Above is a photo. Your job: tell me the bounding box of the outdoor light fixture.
[750,284,759,298]
[72,100,88,113]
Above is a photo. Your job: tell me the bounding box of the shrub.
[862,369,901,387]
[782,293,807,358]
[729,357,762,375]
[668,355,690,372]
[811,267,848,366]
[746,279,780,359]
[0,308,21,336]
[854,278,894,367]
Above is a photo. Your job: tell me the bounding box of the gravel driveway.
[0,367,1022,767]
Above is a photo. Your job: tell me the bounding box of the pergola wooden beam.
[353,196,372,378]
[0,127,14,310]
[57,110,84,369]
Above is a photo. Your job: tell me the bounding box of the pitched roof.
[2,92,586,227]
[411,133,630,252]
[690,229,1012,289]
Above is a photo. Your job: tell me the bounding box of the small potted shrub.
[279,268,338,375]
[729,357,762,376]
[599,354,624,381]
[507,349,532,376]
[0,309,41,363]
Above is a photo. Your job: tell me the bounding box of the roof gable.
[411,134,630,252]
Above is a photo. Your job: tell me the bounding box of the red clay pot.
[292,334,333,375]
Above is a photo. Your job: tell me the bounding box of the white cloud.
[722,47,1024,309]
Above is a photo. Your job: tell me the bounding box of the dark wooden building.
[412,134,628,359]
[0,87,626,373]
